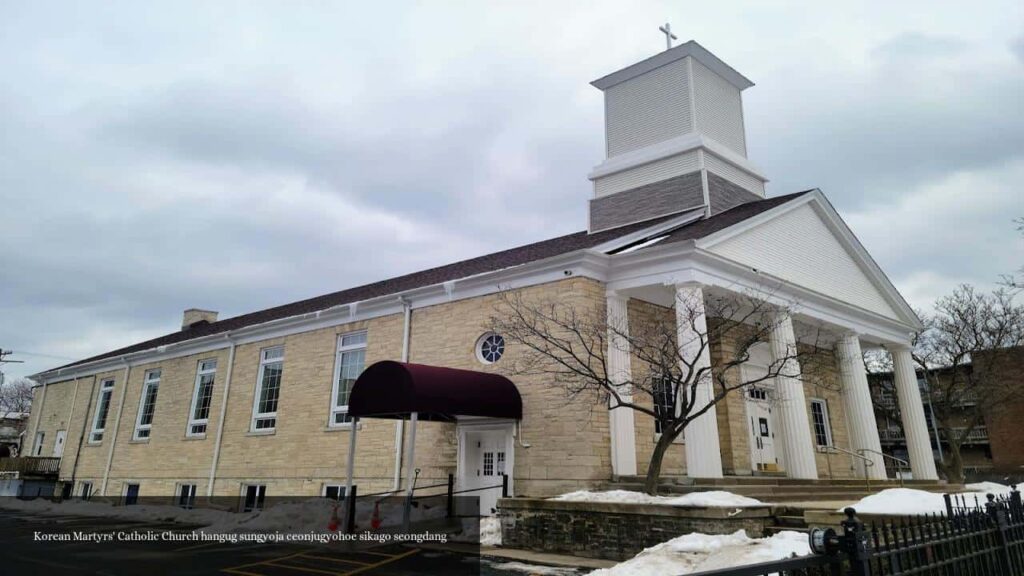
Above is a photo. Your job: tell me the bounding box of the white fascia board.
[590,209,706,254]
[603,240,916,346]
[695,190,923,331]
[591,41,754,91]
[587,133,767,183]
[35,250,613,385]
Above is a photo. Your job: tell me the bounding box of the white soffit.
[591,41,754,92]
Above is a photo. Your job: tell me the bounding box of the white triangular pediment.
[701,195,914,324]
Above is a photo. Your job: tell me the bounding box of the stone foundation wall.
[498,498,770,560]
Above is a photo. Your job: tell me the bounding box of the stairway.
[603,475,966,536]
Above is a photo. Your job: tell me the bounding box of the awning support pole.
[402,412,418,531]
[344,417,359,532]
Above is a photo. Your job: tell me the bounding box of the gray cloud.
[2,2,1023,380]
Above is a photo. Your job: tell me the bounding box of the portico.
[597,194,936,482]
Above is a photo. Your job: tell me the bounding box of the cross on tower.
[658,23,678,51]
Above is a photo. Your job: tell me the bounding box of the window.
[810,398,833,447]
[242,484,266,512]
[323,484,348,500]
[252,347,284,432]
[330,331,367,426]
[133,369,161,440]
[476,333,505,364]
[124,483,140,506]
[90,379,115,443]
[187,359,217,436]
[178,484,197,509]
[33,432,45,456]
[80,481,93,500]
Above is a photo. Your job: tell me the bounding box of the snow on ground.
[587,530,809,576]
[486,561,581,575]
[551,490,763,507]
[480,516,502,546]
[841,483,1014,515]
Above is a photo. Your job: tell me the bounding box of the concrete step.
[764,524,809,534]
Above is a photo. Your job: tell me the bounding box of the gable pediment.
[700,195,915,324]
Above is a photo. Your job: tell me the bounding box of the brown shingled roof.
[50,191,811,373]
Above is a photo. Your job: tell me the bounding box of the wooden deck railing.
[0,456,61,476]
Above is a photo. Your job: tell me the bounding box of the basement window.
[133,369,161,440]
[251,347,284,432]
[187,359,217,436]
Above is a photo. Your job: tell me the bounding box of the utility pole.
[0,348,26,388]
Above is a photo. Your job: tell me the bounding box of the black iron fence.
[690,486,1024,576]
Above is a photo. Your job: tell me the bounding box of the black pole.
[345,484,358,534]
[840,507,871,576]
[446,473,454,518]
[501,474,508,498]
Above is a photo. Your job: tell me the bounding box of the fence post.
[839,507,871,576]
[501,474,509,498]
[446,473,454,518]
[344,485,358,534]
[944,493,953,518]
[986,494,1015,576]
[1010,485,1021,520]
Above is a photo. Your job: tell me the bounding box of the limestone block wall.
[30,277,614,500]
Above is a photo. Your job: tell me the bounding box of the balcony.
[876,427,989,445]
[0,457,61,478]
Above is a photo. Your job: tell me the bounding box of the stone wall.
[499,498,770,560]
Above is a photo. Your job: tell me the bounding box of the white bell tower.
[588,41,768,233]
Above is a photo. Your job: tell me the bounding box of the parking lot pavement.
[0,509,567,575]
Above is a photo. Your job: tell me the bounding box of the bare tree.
[0,377,34,416]
[489,287,825,495]
[913,286,1024,483]
[1002,217,1024,289]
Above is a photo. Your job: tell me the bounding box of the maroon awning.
[348,361,522,422]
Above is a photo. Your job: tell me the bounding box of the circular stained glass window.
[476,333,505,364]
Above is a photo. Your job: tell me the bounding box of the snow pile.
[842,483,1013,516]
[551,490,763,507]
[487,561,580,575]
[588,530,809,576]
[479,516,502,546]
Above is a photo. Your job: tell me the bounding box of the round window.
[476,333,505,364]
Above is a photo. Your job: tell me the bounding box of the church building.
[23,40,938,514]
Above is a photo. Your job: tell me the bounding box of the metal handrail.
[818,445,875,490]
[858,448,909,486]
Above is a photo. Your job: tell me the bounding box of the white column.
[768,313,818,480]
[606,292,637,477]
[675,283,723,478]
[835,334,887,479]
[891,346,939,480]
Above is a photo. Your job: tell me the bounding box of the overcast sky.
[2,1,1023,380]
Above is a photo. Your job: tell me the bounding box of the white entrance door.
[462,428,510,516]
[53,430,67,457]
[745,386,779,472]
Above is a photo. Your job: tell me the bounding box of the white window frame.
[322,484,348,500]
[652,376,684,444]
[177,483,197,509]
[187,359,218,437]
[89,378,115,444]
[33,431,45,456]
[809,398,833,447]
[241,484,267,512]
[251,346,284,432]
[329,331,367,428]
[133,369,162,440]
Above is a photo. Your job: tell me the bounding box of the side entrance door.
[745,385,780,472]
[53,430,67,457]
[461,428,510,516]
